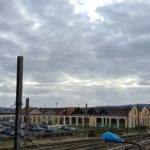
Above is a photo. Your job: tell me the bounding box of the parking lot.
[0,123,78,138]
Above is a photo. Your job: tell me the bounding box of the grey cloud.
[0,0,150,106]
[86,1,150,78]
[96,1,150,36]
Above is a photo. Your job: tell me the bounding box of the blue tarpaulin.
[101,132,124,143]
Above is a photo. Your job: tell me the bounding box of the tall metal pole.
[24,97,29,146]
[55,102,58,124]
[14,56,23,150]
[85,103,88,139]
[137,103,140,142]
[127,105,129,136]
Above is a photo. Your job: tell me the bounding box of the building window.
[38,117,41,123]
[33,117,36,123]
[134,110,136,115]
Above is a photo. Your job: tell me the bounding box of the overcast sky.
[0,0,150,107]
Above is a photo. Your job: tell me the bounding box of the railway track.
[27,139,106,150]
[1,134,150,150]
[27,134,150,150]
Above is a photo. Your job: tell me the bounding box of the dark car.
[29,126,44,131]
[62,126,77,131]
[45,127,54,133]
[5,129,15,136]
[0,128,6,134]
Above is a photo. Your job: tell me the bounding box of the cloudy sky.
[0,0,150,107]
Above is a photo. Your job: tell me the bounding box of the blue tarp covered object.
[101,131,124,143]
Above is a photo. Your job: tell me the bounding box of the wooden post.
[14,56,23,150]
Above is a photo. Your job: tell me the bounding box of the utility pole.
[24,97,29,146]
[127,105,129,136]
[85,103,88,139]
[55,102,58,124]
[137,103,140,142]
[14,56,23,150]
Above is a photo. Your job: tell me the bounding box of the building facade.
[0,105,150,128]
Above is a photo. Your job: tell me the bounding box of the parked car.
[5,129,14,136]
[0,128,6,134]
[62,126,77,131]
[29,126,44,131]
[45,127,54,133]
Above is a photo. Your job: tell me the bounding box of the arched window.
[119,118,125,128]
[71,117,76,125]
